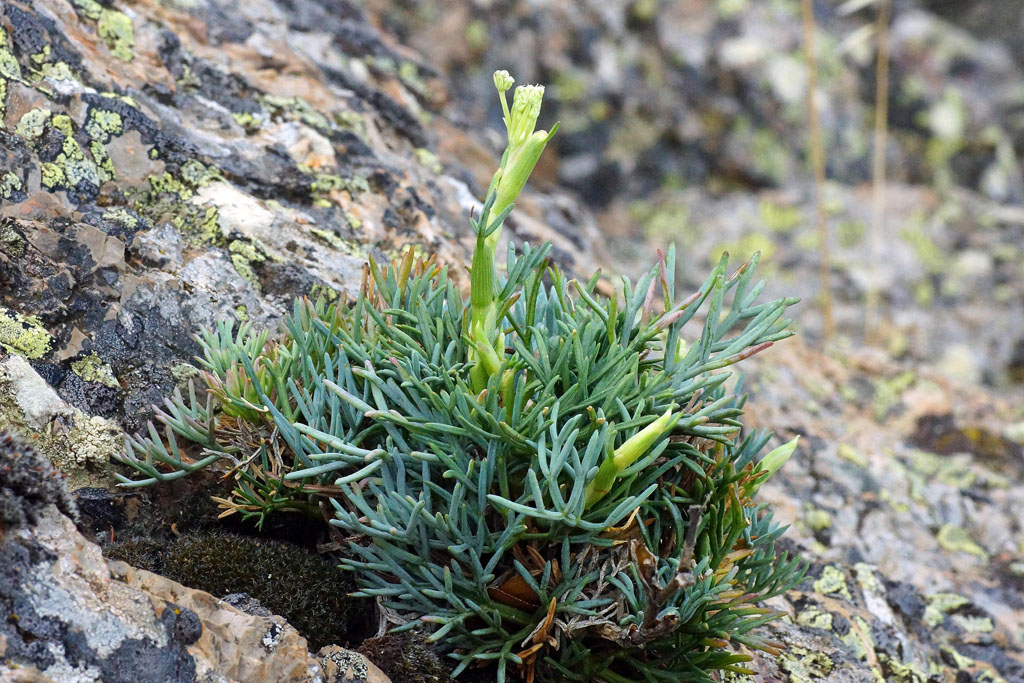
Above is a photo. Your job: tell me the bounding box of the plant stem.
[800,0,835,341]
[866,0,891,341]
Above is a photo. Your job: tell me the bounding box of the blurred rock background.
[1,0,1023,681]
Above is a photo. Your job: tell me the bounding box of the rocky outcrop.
[0,0,601,436]
[2,0,1023,682]
[0,435,388,683]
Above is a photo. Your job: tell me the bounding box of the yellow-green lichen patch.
[838,443,868,467]
[778,645,834,681]
[951,614,993,633]
[234,305,249,321]
[936,524,987,560]
[1,171,23,200]
[170,362,200,384]
[260,95,332,131]
[795,605,834,631]
[872,370,916,421]
[181,159,221,188]
[53,414,121,487]
[15,108,52,141]
[72,0,104,20]
[101,208,138,231]
[85,108,123,140]
[853,563,881,593]
[0,27,20,80]
[813,565,853,601]
[804,507,832,531]
[760,201,803,233]
[941,646,973,671]
[878,653,929,683]
[308,283,340,303]
[0,307,53,359]
[0,221,24,257]
[0,28,20,125]
[97,9,135,62]
[414,148,443,174]
[923,593,970,628]
[837,615,875,664]
[228,240,265,288]
[231,111,266,133]
[309,172,370,204]
[310,228,349,251]
[50,114,101,191]
[70,353,120,389]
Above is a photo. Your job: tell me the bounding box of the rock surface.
[0,435,389,683]
[1,0,1023,682]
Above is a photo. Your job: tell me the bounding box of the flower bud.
[585,407,681,508]
[493,70,515,93]
[507,85,544,147]
[747,436,799,495]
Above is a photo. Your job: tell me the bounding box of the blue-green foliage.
[118,237,804,681]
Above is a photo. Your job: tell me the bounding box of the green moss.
[70,353,120,389]
[157,531,367,650]
[0,307,52,359]
[234,305,249,322]
[813,565,852,601]
[97,9,135,62]
[357,631,449,683]
[935,524,987,560]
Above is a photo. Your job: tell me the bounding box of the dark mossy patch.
[357,631,451,683]
[105,529,372,651]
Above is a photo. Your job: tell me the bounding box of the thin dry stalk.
[800,0,835,340]
[866,0,891,340]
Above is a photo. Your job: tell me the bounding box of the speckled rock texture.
[0,0,601,437]
[2,0,1023,681]
[0,501,389,682]
[368,0,1024,381]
